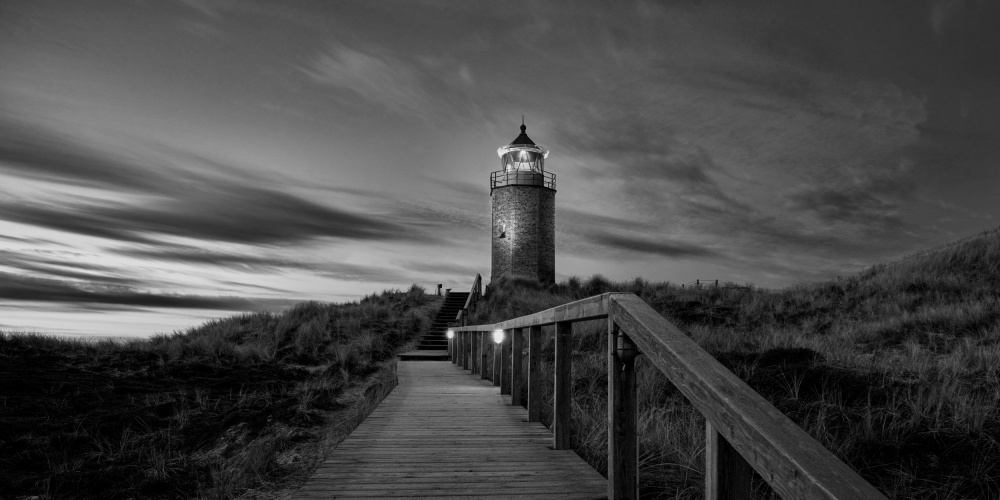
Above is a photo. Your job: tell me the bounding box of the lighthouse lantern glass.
[500,147,545,172]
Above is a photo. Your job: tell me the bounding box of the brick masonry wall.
[491,185,555,283]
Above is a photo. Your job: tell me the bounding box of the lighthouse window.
[503,150,544,172]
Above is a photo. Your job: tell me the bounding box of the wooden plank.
[553,321,572,450]
[295,361,605,499]
[607,322,638,499]
[527,325,541,422]
[608,294,886,500]
[511,327,523,406]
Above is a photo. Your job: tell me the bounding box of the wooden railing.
[453,273,482,326]
[448,292,886,500]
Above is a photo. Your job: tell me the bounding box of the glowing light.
[493,329,505,344]
[446,329,454,339]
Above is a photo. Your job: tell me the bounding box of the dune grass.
[470,227,1000,499]
[0,285,434,499]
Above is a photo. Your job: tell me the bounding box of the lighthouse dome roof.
[509,123,535,147]
[497,123,548,158]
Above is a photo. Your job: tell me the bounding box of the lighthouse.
[491,121,556,284]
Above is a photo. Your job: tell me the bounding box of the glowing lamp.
[493,329,505,344]
[446,329,454,339]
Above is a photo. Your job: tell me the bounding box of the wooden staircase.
[398,290,469,361]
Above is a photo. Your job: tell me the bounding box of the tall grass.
[0,284,434,499]
[472,227,1000,499]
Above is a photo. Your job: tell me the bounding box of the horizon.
[2,1,999,337]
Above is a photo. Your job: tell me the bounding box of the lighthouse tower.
[491,121,556,284]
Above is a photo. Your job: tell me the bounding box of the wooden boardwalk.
[294,361,607,499]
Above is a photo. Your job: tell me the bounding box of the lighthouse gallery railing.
[449,292,885,500]
[490,170,556,191]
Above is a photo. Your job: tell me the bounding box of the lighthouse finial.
[520,115,526,132]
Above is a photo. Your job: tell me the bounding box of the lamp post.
[447,328,454,362]
[609,325,641,498]
[616,330,639,367]
[493,329,504,387]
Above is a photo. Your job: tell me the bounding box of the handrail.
[453,273,482,326]
[450,292,886,500]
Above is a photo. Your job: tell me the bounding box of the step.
[417,345,448,351]
[398,350,449,361]
[418,340,449,346]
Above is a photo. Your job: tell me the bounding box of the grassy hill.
[0,285,437,499]
[469,226,1000,499]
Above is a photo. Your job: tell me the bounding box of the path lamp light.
[493,329,505,344]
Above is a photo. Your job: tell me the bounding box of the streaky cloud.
[0,271,299,311]
[584,231,717,259]
[0,118,428,245]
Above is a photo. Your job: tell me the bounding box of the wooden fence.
[448,292,885,500]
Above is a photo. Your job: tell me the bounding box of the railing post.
[608,321,639,499]
[462,332,470,370]
[511,327,523,405]
[470,331,479,374]
[706,420,754,500]
[527,325,542,422]
[553,321,572,450]
[480,332,489,380]
[493,330,503,387]
[500,331,511,394]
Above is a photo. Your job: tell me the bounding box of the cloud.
[396,260,484,277]
[532,3,936,284]
[303,43,477,118]
[0,248,138,286]
[0,118,167,193]
[109,246,310,272]
[0,271,297,310]
[386,199,488,233]
[110,244,406,283]
[787,181,910,231]
[315,263,408,284]
[0,118,426,245]
[582,231,717,259]
[558,207,655,234]
[304,44,430,115]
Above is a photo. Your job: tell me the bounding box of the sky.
[1,0,998,337]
